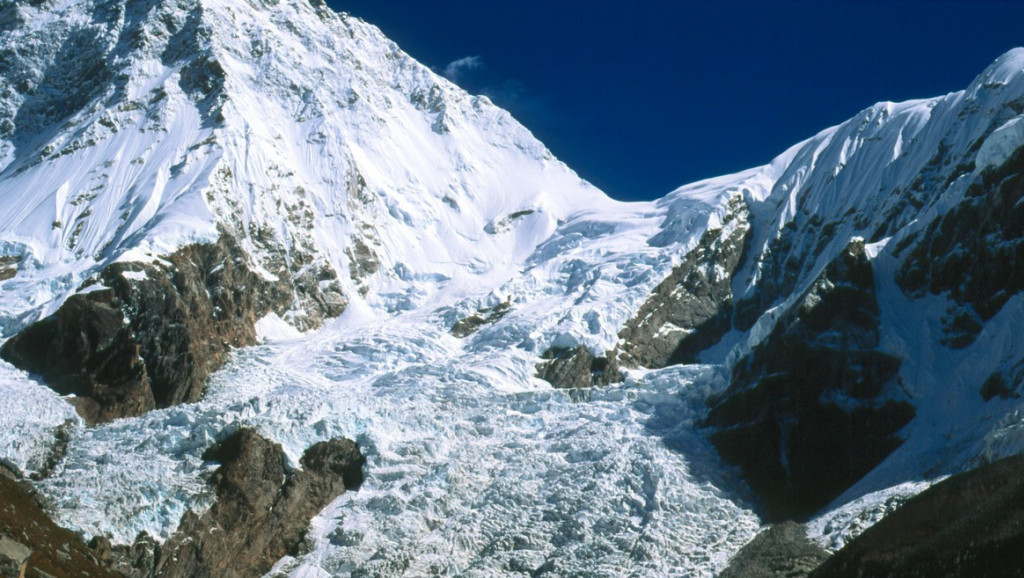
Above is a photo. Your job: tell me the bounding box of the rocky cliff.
[706,241,913,520]
[618,194,751,367]
[116,428,364,578]
[1,234,290,423]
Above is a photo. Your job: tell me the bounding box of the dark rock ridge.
[536,345,622,390]
[0,234,291,424]
[898,143,1024,348]
[0,465,120,578]
[810,451,1024,578]
[116,428,365,578]
[618,194,751,367]
[705,241,914,520]
[718,522,830,578]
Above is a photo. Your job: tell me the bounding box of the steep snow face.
[700,48,1024,548]
[0,0,622,331]
[0,0,764,575]
[5,0,1024,573]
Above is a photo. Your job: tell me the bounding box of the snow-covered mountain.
[2,0,1024,575]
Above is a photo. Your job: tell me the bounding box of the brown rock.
[0,475,119,578]
[618,194,750,368]
[719,522,830,578]
[0,289,154,425]
[536,345,621,390]
[0,233,291,424]
[119,428,365,578]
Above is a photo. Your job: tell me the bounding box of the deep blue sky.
[327,1,1024,201]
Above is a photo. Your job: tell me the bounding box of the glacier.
[4,0,1024,575]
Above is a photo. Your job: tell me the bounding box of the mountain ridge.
[2,0,1024,575]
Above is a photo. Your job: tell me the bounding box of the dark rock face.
[536,345,622,389]
[118,428,365,578]
[618,195,750,367]
[810,452,1024,578]
[0,256,18,281]
[706,241,914,520]
[0,234,291,423]
[898,143,1024,348]
[0,289,155,423]
[732,212,846,334]
[718,522,830,578]
[0,471,120,578]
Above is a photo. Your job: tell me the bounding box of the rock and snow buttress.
[4,0,1024,576]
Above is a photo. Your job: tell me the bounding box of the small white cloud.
[443,56,484,82]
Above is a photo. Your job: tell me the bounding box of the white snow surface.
[0,0,761,575]
[28,314,765,575]
[4,0,1024,574]
[0,359,79,474]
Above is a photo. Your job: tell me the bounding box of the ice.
[976,116,1024,169]
[6,1,1024,575]
[22,316,759,576]
[806,479,938,552]
[256,312,303,342]
[0,361,79,475]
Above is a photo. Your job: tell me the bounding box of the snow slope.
[710,49,1024,550]
[3,0,1024,574]
[0,0,763,574]
[0,0,624,331]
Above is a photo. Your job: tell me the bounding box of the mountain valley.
[2,0,1024,576]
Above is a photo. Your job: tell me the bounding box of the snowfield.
[5,0,1024,575]
[0,150,768,575]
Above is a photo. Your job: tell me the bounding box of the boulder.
[718,522,830,578]
[536,345,621,390]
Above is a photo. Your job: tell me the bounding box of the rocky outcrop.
[732,210,849,334]
[705,241,914,520]
[536,345,622,390]
[0,234,291,424]
[0,256,18,282]
[0,289,155,424]
[618,195,750,367]
[117,428,365,578]
[810,452,1024,578]
[0,468,120,578]
[244,209,348,332]
[451,299,512,338]
[718,522,830,578]
[898,143,1024,348]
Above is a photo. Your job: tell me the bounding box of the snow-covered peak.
[0,0,645,331]
[965,47,1024,99]
[4,4,1024,575]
